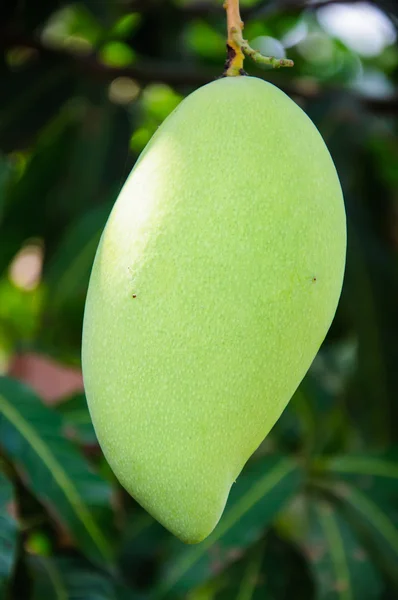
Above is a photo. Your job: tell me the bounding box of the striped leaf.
[155,456,303,598]
[302,498,382,600]
[317,453,398,483]
[0,377,114,566]
[0,471,18,598]
[316,453,398,530]
[330,482,398,589]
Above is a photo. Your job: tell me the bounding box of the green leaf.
[0,154,15,222]
[302,498,382,600]
[99,42,135,68]
[0,377,114,566]
[156,456,302,598]
[330,482,398,589]
[0,110,78,274]
[317,453,398,481]
[57,393,97,446]
[142,84,183,122]
[28,555,68,600]
[0,276,44,345]
[29,555,117,600]
[42,5,104,48]
[0,471,18,598]
[109,13,141,39]
[185,21,225,60]
[0,59,73,151]
[212,542,272,600]
[315,453,398,522]
[45,203,111,310]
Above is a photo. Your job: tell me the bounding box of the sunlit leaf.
[142,84,183,122]
[100,42,136,67]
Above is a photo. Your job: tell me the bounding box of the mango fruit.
[82,76,346,544]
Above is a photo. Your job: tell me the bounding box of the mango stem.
[223,0,245,76]
[223,0,294,76]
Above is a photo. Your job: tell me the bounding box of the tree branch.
[1,31,397,114]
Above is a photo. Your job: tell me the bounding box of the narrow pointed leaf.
[317,453,398,482]
[329,482,398,589]
[0,377,114,565]
[302,498,382,600]
[316,453,398,527]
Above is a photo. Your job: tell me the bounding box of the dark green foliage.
[0,378,115,566]
[0,473,18,598]
[0,0,397,598]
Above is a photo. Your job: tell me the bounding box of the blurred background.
[1,0,398,598]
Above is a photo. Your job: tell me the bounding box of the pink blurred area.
[8,352,84,404]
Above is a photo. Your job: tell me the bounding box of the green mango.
[82,76,346,544]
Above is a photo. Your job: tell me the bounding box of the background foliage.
[1,0,398,598]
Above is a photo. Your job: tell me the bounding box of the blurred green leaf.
[302,498,382,600]
[0,154,15,221]
[367,134,398,188]
[110,13,142,39]
[210,542,272,600]
[29,555,117,600]
[0,377,114,566]
[328,482,398,589]
[316,453,398,481]
[156,456,302,598]
[0,109,78,274]
[0,59,74,151]
[184,21,225,60]
[118,511,170,597]
[315,453,398,524]
[142,84,183,122]
[57,393,97,446]
[41,5,104,49]
[130,127,154,153]
[0,471,18,598]
[45,203,111,310]
[99,42,136,67]
[0,277,44,345]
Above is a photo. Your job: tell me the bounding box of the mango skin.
[82,76,346,544]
